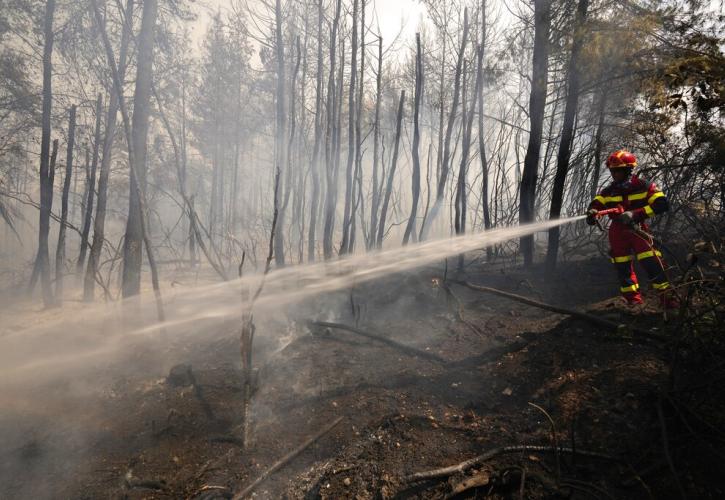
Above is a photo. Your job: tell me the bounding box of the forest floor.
[1,253,724,499]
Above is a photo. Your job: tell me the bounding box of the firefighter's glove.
[586,208,598,226]
[617,210,635,225]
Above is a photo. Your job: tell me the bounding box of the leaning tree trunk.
[121,0,158,298]
[29,0,56,308]
[85,0,134,301]
[403,33,423,246]
[55,104,76,301]
[420,8,469,240]
[340,0,359,255]
[518,0,551,268]
[77,93,103,274]
[308,0,324,262]
[376,90,405,248]
[545,0,589,271]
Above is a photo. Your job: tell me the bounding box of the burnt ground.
[2,255,724,499]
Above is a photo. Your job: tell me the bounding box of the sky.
[189,0,428,56]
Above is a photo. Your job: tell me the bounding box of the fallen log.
[231,416,344,500]
[403,444,618,483]
[311,321,446,365]
[451,281,663,340]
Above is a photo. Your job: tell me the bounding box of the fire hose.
[586,205,683,288]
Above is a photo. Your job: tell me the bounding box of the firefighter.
[586,150,678,308]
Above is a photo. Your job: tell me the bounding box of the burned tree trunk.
[281,36,301,263]
[421,8,469,240]
[340,0,359,255]
[350,0,366,252]
[518,0,550,267]
[29,0,56,308]
[403,33,423,246]
[376,90,405,248]
[454,61,467,240]
[77,93,103,274]
[272,0,288,266]
[121,0,158,298]
[307,0,324,262]
[546,0,589,271]
[455,45,483,269]
[92,0,164,321]
[590,82,608,201]
[181,76,197,267]
[478,1,491,233]
[323,0,342,259]
[55,104,76,301]
[84,0,134,301]
[368,35,383,249]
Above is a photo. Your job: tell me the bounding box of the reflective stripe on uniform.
[653,282,670,290]
[644,205,654,217]
[621,284,640,293]
[636,249,662,260]
[604,195,623,203]
[594,195,606,205]
[611,255,633,263]
[648,191,665,204]
[628,192,648,201]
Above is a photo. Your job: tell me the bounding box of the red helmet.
[606,150,637,169]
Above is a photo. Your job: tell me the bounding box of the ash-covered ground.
[1,256,723,499]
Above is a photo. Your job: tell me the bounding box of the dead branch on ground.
[451,280,664,340]
[403,444,619,483]
[231,416,343,500]
[311,321,446,365]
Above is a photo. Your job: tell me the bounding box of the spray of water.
[0,216,584,382]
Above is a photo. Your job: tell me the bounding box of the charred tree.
[91,0,164,321]
[478,1,491,234]
[546,0,589,271]
[85,0,134,301]
[121,0,158,297]
[350,0,366,252]
[340,0,359,255]
[368,35,383,249]
[518,0,551,267]
[77,93,103,274]
[590,82,609,201]
[273,0,288,266]
[279,36,301,265]
[323,0,342,259]
[28,0,56,308]
[55,104,76,301]
[308,0,324,262]
[403,33,424,245]
[376,90,405,248]
[421,8,469,240]
[456,44,483,269]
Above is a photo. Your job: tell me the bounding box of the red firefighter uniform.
[587,151,673,306]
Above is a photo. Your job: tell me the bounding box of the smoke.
[1,217,584,383]
[0,216,583,497]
